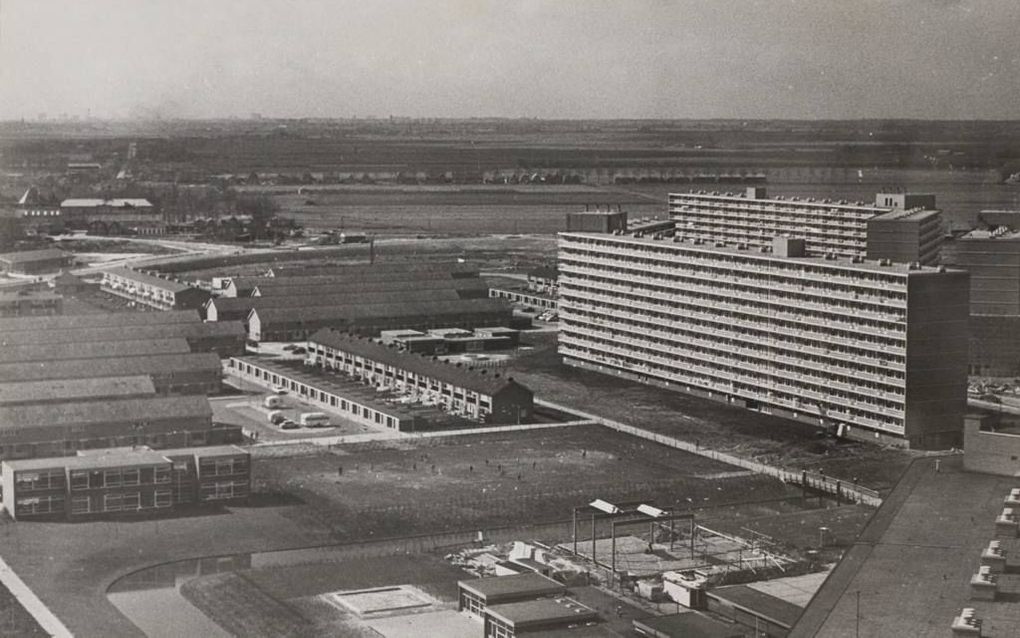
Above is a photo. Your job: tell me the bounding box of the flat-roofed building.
[101,267,210,311]
[309,329,533,423]
[458,573,566,618]
[0,352,223,395]
[633,613,744,638]
[865,207,944,265]
[0,395,231,462]
[668,188,940,260]
[527,266,559,294]
[0,289,63,317]
[558,232,970,449]
[0,248,73,275]
[0,337,191,364]
[0,376,156,406]
[484,597,599,637]
[0,320,246,358]
[248,298,513,342]
[1,444,250,520]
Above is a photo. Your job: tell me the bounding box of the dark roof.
[709,585,802,628]
[458,573,564,600]
[311,329,527,396]
[214,289,462,315]
[0,338,192,363]
[0,352,222,383]
[633,613,743,638]
[528,266,559,280]
[0,290,61,302]
[485,598,597,627]
[269,261,478,278]
[0,320,244,346]
[0,376,156,406]
[103,267,195,293]
[0,310,201,333]
[255,298,508,324]
[253,276,488,297]
[0,395,212,430]
[0,248,69,264]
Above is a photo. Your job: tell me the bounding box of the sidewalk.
[0,554,71,638]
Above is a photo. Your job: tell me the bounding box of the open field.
[509,333,916,492]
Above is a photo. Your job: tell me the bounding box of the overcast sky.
[0,0,1017,120]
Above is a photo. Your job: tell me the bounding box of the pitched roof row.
[0,375,156,406]
[1,320,244,346]
[253,298,510,327]
[0,309,202,333]
[0,394,212,431]
[0,352,222,384]
[310,328,527,396]
[0,337,192,364]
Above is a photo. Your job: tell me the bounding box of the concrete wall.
[964,414,1020,476]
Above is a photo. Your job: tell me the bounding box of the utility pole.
[856,590,861,638]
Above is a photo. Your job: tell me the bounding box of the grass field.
[509,333,916,492]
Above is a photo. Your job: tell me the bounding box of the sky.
[0,0,1017,120]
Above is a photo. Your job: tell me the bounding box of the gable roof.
[0,248,70,264]
[0,395,212,430]
[0,310,201,333]
[0,352,222,383]
[0,376,156,406]
[310,328,527,396]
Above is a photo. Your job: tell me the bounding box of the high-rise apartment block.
[668,187,943,264]
[557,232,970,448]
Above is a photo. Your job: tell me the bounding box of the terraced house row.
[557,232,970,449]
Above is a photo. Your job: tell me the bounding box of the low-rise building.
[0,376,156,407]
[0,309,202,333]
[0,337,191,364]
[101,267,210,311]
[458,573,566,618]
[0,289,63,317]
[1,445,250,520]
[0,248,73,275]
[309,329,534,423]
[1,320,246,359]
[484,597,599,637]
[527,266,559,294]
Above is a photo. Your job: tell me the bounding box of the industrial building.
[668,188,943,262]
[308,329,534,423]
[1,444,250,520]
[0,376,156,407]
[0,337,192,364]
[0,248,73,274]
[0,394,237,462]
[558,232,970,449]
[248,298,513,342]
[0,289,64,317]
[59,198,161,235]
[101,267,211,311]
[1,320,246,358]
[0,352,223,395]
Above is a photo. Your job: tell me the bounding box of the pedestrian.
[935,459,941,473]
[469,465,473,472]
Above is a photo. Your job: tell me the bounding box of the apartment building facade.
[668,188,942,262]
[558,232,970,449]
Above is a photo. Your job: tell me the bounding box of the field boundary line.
[535,398,883,507]
[0,553,72,638]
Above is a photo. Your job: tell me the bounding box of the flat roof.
[4,449,172,472]
[960,227,1020,240]
[103,267,195,293]
[0,310,201,333]
[561,232,957,276]
[0,395,212,430]
[792,456,1020,638]
[0,337,192,364]
[0,248,69,264]
[0,375,156,405]
[633,613,743,638]
[869,208,942,222]
[670,190,889,214]
[253,298,509,326]
[61,198,152,208]
[253,277,488,296]
[709,585,802,628]
[486,598,597,627]
[310,329,526,396]
[458,573,565,600]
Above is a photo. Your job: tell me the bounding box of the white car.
[271,385,288,395]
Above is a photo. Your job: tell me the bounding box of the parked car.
[268,411,286,425]
[280,419,299,430]
[271,385,288,395]
[291,346,307,355]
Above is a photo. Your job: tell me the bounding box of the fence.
[535,399,883,507]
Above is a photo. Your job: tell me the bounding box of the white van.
[264,395,285,409]
[299,412,330,427]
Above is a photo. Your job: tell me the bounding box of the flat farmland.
[253,426,802,539]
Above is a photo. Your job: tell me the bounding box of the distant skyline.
[1,0,1018,121]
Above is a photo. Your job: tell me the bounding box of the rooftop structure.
[565,210,628,234]
[0,376,156,406]
[668,187,940,260]
[558,231,970,449]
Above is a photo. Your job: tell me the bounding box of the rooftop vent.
[908,261,921,270]
[880,258,892,266]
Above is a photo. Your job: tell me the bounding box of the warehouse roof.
[0,309,201,333]
[458,573,564,601]
[0,352,222,383]
[0,376,156,406]
[0,395,212,431]
[255,298,509,327]
[0,320,244,346]
[0,248,70,264]
[312,329,525,396]
[103,267,195,293]
[0,337,192,364]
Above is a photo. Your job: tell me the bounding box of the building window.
[154,467,171,484]
[104,470,122,488]
[70,471,89,490]
[71,496,91,515]
[122,493,141,511]
[122,469,140,486]
[103,493,123,512]
[155,490,172,508]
